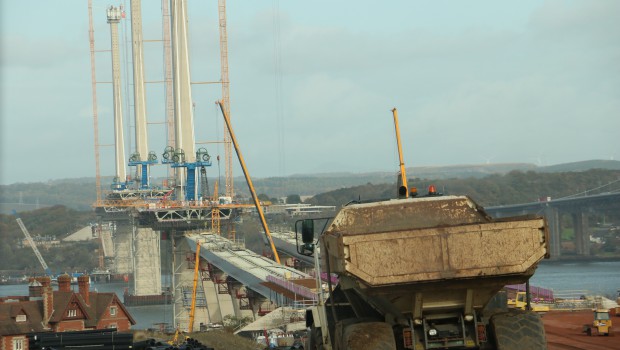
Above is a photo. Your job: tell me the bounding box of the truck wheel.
[309,326,323,350]
[491,309,547,350]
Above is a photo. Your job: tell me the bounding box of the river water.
[531,260,620,298]
[2,261,618,330]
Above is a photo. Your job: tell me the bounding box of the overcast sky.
[1,0,618,186]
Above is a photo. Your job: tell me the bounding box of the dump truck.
[297,109,549,349]
[298,193,549,350]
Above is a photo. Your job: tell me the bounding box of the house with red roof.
[0,275,135,350]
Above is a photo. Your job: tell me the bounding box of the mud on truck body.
[299,194,549,350]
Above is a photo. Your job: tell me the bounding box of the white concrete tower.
[130,0,149,165]
[171,0,196,199]
[107,6,127,184]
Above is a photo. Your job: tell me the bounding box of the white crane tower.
[15,215,52,276]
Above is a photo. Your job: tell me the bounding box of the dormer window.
[16,314,27,322]
[68,309,77,317]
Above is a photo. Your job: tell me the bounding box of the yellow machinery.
[188,241,202,332]
[584,309,612,336]
[391,108,409,199]
[211,181,220,235]
[391,108,417,198]
[167,328,185,345]
[511,292,550,313]
[217,100,281,264]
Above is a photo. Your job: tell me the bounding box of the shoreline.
[541,256,620,264]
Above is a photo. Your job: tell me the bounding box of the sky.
[1,0,619,186]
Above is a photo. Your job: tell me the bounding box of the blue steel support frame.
[128,159,158,189]
[170,161,212,201]
[186,164,197,202]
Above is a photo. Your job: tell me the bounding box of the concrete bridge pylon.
[133,227,162,296]
[113,222,133,274]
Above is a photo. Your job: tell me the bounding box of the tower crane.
[218,0,234,200]
[14,212,52,276]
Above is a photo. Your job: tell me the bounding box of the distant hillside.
[2,160,619,212]
[0,181,97,214]
[305,168,620,208]
[0,205,98,272]
[538,160,620,173]
[405,162,537,179]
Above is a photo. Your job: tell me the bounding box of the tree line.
[1,168,618,272]
[304,169,620,208]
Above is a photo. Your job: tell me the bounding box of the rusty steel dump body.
[321,195,549,313]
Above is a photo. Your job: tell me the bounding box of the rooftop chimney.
[28,277,43,299]
[78,275,90,305]
[58,274,71,293]
[36,276,53,323]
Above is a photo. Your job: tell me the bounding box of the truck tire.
[491,309,547,350]
[309,326,324,350]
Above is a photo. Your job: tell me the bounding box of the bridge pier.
[572,211,590,256]
[250,292,268,319]
[201,262,225,326]
[229,280,244,319]
[544,206,562,259]
[210,268,235,320]
[132,226,162,295]
[113,222,133,275]
[172,236,236,331]
[485,193,620,259]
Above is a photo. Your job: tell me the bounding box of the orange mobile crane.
[217,100,281,264]
[188,241,202,332]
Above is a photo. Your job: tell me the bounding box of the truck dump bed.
[322,195,548,288]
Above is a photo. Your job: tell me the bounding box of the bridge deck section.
[185,233,314,301]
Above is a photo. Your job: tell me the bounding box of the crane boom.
[392,108,409,198]
[188,242,201,332]
[217,100,281,264]
[16,217,52,276]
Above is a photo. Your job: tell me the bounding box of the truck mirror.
[301,219,314,244]
[295,217,332,256]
